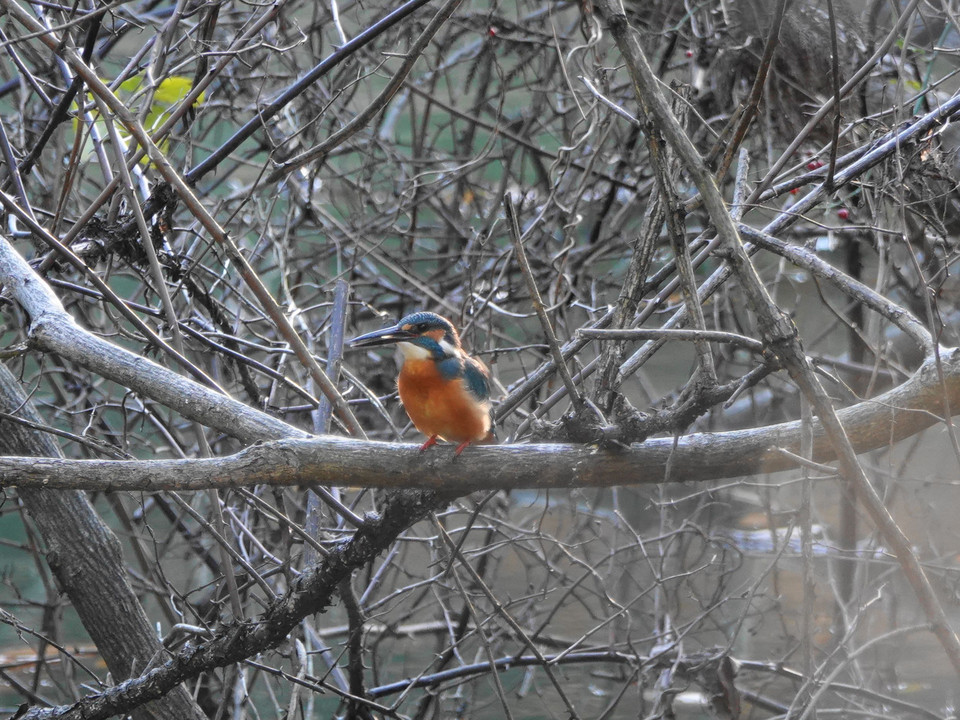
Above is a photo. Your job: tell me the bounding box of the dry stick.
[304,280,365,710]
[730,139,751,224]
[580,328,763,353]
[799,396,816,702]
[190,0,220,90]
[339,574,374,720]
[504,191,584,412]
[651,101,716,383]
[267,0,465,182]
[824,0,843,189]
[146,0,188,83]
[92,91,246,618]
[601,2,960,678]
[711,0,789,181]
[0,0,365,438]
[0,189,224,390]
[305,280,362,556]
[0,114,36,216]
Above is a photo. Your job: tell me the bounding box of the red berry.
[488,26,497,36]
[790,188,798,195]
[685,49,694,58]
[837,208,849,220]
[807,160,823,170]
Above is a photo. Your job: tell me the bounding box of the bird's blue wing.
[462,357,490,402]
[436,355,463,382]
[436,355,490,402]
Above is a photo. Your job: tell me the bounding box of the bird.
[350,311,494,455]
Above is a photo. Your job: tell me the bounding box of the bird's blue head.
[350,312,461,360]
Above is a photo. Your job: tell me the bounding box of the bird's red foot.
[453,440,471,456]
[419,435,439,453]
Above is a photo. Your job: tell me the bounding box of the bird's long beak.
[349,323,416,348]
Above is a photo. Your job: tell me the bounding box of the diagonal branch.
[0,0,365,437]
[600,1,960,678]
[0,231,303,444]
[15,490,445,720]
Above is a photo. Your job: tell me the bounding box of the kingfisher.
[350,311,494,455]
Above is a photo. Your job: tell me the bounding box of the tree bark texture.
[0,363,207,720]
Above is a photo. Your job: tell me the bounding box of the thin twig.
[504,191,584,411]
[187,0,441,184]
[267,0,465,181]
[580,328,764,353]
[711,0,789,180]
[824,0,843,189]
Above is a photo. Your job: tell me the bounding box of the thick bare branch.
[0,232,304,443]
[0,348,957,492]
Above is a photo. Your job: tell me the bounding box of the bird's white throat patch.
[398,341,433,360]
[397,338,459,360]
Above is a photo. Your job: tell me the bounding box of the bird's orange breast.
[397,359,491,444]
